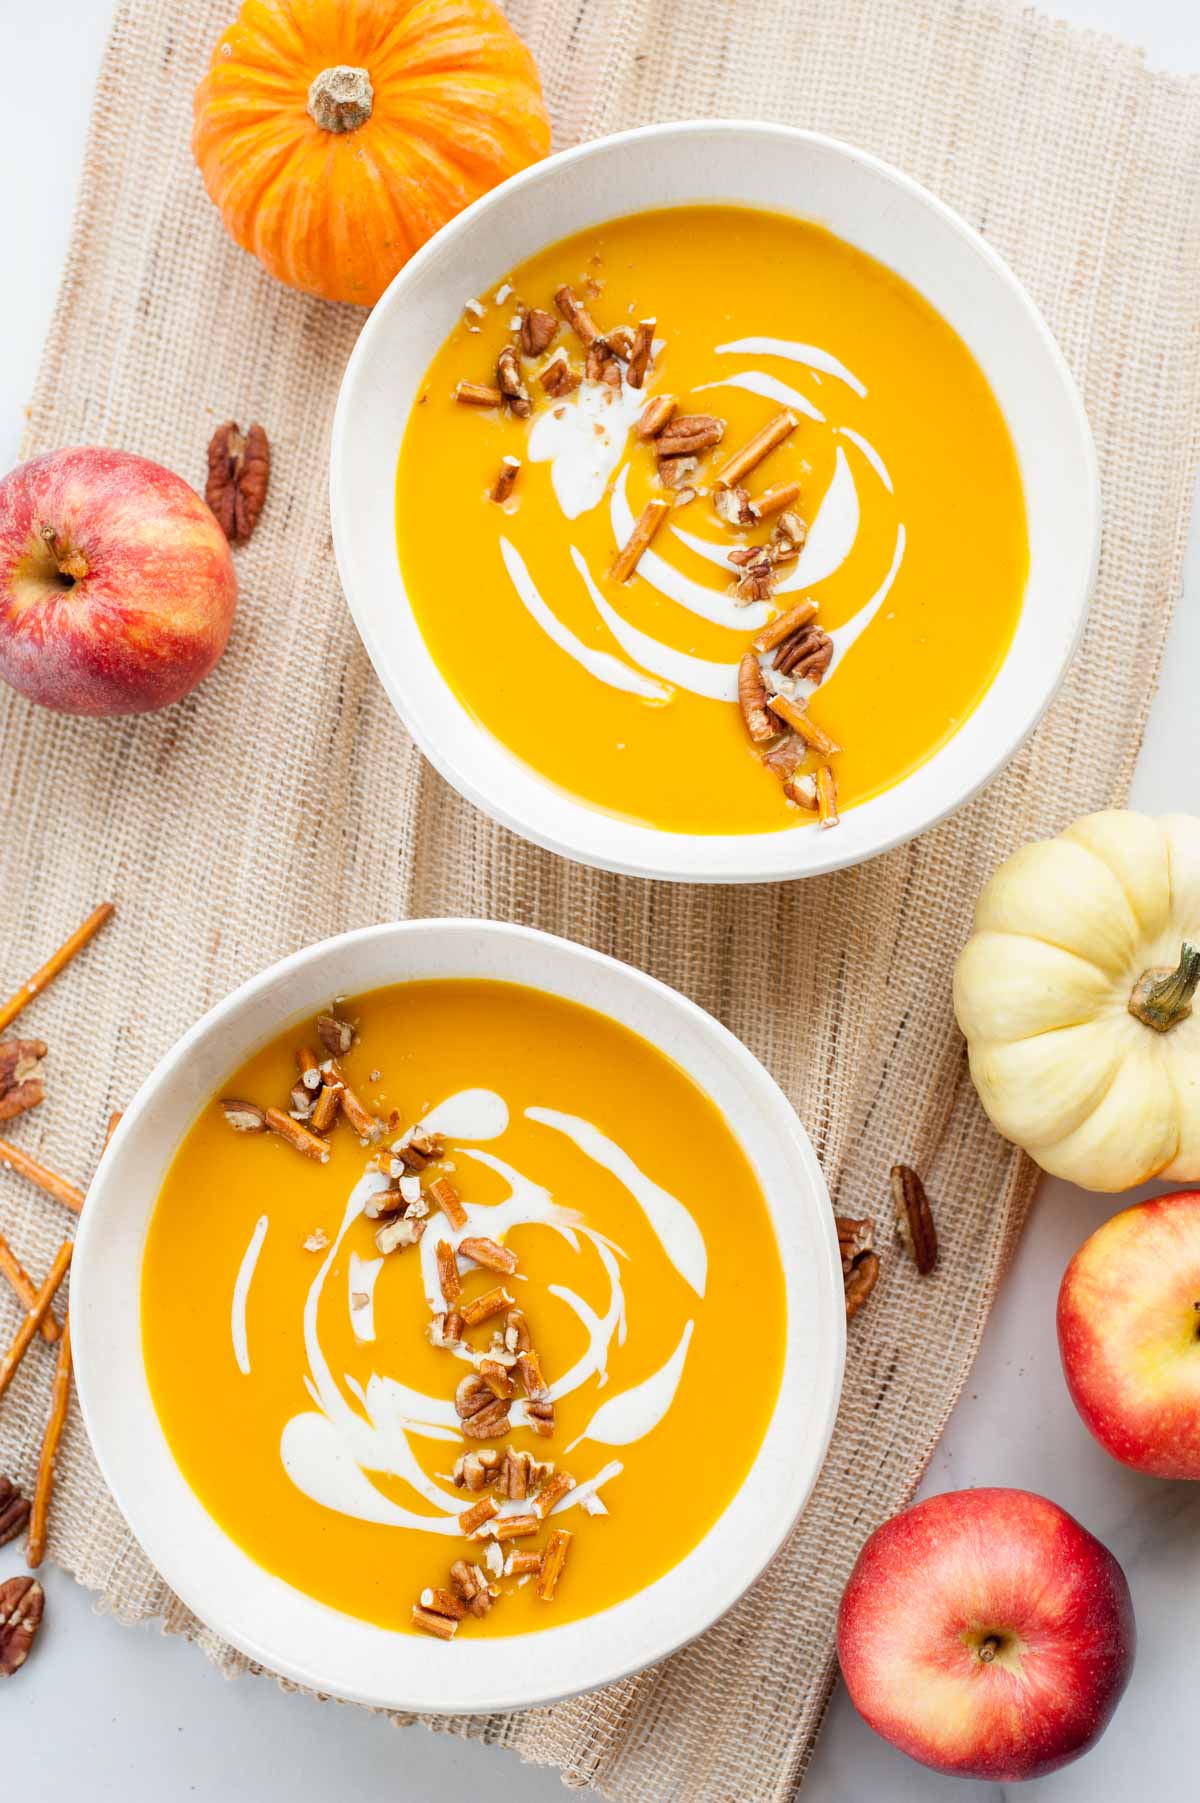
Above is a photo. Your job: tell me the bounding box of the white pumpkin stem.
[1128,941,1200,1032]
[307,66,373,134]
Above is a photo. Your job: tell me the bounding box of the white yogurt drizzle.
[271,1090,705,1533]
[668,445,860,595]
[569,1321,695,1451]
[570,546,738,702]
[231,1213,268,1377]
[609,468,770,630]
[837,426,893,494]
[696,369,825,422]
[348,1252,383,1343]
[715,336,868,397]
[499,537,669,702]
[527,368,648,518]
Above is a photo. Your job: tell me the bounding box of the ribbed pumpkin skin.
[193,0,552,306]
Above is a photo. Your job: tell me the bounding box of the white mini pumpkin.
[954,810,1200,1192]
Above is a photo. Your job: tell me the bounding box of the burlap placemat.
[1,0,1197,1795]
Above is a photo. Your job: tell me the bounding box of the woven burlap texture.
[1,0,1197,1796]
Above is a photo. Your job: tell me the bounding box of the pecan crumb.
[891,1165,938,1274]
[206,421,269,545]
[316,1011,354,1056]
[519,306,558,356]
[220,1098,267,1134]
[496,344,531,417]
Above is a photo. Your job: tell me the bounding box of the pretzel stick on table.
[0,1241,72,1403]
[0,1231,60,1343]
[0,1138,85,1214]
[26,1312,72,1567]
[0,902,115,1035]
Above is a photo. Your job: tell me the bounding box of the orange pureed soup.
[142,981,786,1638]
[395,205,1028,835]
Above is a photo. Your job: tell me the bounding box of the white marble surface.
[2,2,1199,1798]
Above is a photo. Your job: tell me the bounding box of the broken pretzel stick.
[767,694,840,760]
[454,380,503,408]
[754,597,818,654]
[750,480,802,520]
[713,410,797,490]
[0,1231,59,1344]
[491,456,520,504]
[427,1175,468,1231]
[26,1312,72,1567]
[0,1241,72,1404]
[626,318,655,389]
[0,902,115,1036]
[264,1107,330,1163]
[738,653,777,745]
[611,497,669,582]
[535,1527,573,1601]
[458,1494,499,1536]
[460,1284,515,1329]
[533,1471,576,1519]
[435,1238,461,1302]
[553,284,601,345]
[0,1136,86,1215]
[816,764,840,829]
[457,1234,517,1276]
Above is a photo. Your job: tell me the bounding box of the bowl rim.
[71,917,845,1711]
[330,118,1101,885]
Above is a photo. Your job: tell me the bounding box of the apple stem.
[977,1635,1002,1663]
[38,526,88,587]
[1128,941,1200,1033]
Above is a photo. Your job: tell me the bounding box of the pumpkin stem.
[1129,941,1200,1032]
[307,65,374,134]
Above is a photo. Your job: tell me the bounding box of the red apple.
[837,1488,1134,1781]
[1058,1188,1200,1478]
[0,446,236,715]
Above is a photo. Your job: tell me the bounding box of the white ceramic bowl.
[331,120,1099,884]
[73,920,843,1712]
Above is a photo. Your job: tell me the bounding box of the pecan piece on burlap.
[0,1475,31,1548]
[836,1215,880,1320]
[206,420,270,545]
[892,1164,939,1274]
[0,1038,47,1123]
[0,1576,44,1677]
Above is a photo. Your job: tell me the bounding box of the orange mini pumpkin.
[193,0,552,306]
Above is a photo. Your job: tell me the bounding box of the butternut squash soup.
[141,981,786,1638]
[395,205,1028,835]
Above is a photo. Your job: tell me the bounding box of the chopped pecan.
[655,414,726,457]
[637,394,677,439]
[315,1012,354,1056]
[452,1449,502,1491]
[220,1098,267,1134]
[427,1310,463,1348]
[844,1250,880,1319]
[526,1397,555,1437]
[375,1212,425,1255]
[540,352,581,398]
[206,421,269,546]
[0,1079,45,1124]
[774,623,833,682]
[0,1039,46,1092]
[496,1447,537,1501]
[288,1079,315,1120]
[585,338,619,385]
[657,453,699,491]
[0,1576,43,1677]
[518,306,558,356]
[455,1373,511,1439]
[496,344,531,417]
[554,285,601,345]
[399,1130,447,1173]
[783,769,819,811]
[0,1475,30,1549]
[479,1357,515,1401]
[835,1215,875,1275]
[892,1164,938,1274]
[738,652,777,745]
[714,484,754,527]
